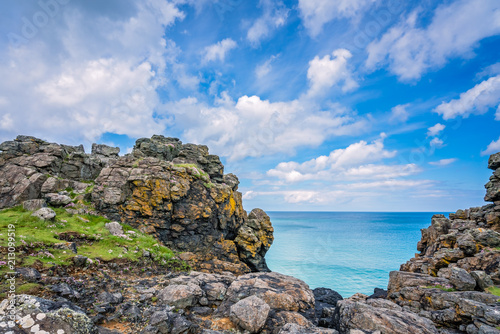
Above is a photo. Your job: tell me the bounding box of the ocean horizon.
[265,211,450,297]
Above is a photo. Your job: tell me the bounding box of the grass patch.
[174,164,209,181]
[423,284,456,292]
[486,286,500,297]
[0,206,185,270]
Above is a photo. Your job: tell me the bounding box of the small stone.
[471,271,494,291]
[105,222,124,236]
[45,193,72,206]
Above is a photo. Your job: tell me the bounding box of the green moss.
[0,206,184,269]
[423,284,456,292]
[17,283,42,294]
[203,182,214,189]
[174,164,209,180]
[486,286,500,297]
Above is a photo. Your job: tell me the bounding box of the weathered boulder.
[230,295,270,333]
[313,288,343,328]
[471,271,494,291]
[335,296,439,334]
[31,207,56,220]
[449,267,476,291]
[45,192,72,206]
[485,153,500,202]
[235,208,274,272]
[105,222,124,236]
[158,283,204,309]
[278,323,339,334]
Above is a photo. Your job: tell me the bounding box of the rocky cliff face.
[0,135,274,273]
[385,152,500,333]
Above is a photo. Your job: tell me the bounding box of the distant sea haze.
[266,211,448,297]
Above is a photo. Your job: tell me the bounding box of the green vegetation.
[424,284,456,292]
[175,163,209,180]
[0,206,188,271]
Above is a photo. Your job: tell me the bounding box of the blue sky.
[0,0,499,212]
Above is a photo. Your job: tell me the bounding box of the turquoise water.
[265,211,445,297]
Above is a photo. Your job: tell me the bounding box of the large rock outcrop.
[386,152,500,333]
[0,135,274,273]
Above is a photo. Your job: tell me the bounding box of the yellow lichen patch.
[209,317,237,331]
[229,196,236,216]
[125,179,171,216]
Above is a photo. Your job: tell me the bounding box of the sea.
[265,211,449,297]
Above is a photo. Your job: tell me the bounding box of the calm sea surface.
[265,211,447,297]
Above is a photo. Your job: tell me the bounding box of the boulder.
[449,267,476,291]
[45,192,72,206]
[229,295,270,333]
[31,207,56,220]
[278,323,339,334]
[336,297,439,334]
[158,284,203,309]
[471,271,494,291]
[15,267,41,282]
[105,222,124,236]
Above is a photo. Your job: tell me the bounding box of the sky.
[0,0,499,212]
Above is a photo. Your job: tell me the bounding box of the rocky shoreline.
[0,135,499,333]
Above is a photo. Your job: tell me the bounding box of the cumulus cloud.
[427,123,445,137]
[366,0,500,80]
[164,95,368,160]
[0,0,185,144]
[266,135,416,183]
[482,136,500,156]
[434,75,500,120]
[307,49,358,96]
[298,0,376,37]
[247,0,289,47]
[429,158,457,166]
[390,104,410,122]
[202,38,237,63]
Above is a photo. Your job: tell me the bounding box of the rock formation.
[0,135,274,273]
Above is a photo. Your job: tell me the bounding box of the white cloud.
[307,49,358,96]
[255,55,279,79]
[429,158,457,166]
[427,123,445,137]
[0,0,184,144]
[366,0,500,80]
[164,95,368,160]
[202,38,237,63]
[496,106,500,121]
[298,0,376,37]
[430,137,444,147]
[390,104,410,122]
[434,75,500,120]
[247,0,289,47]
[482,136,500,156]
[266,135,408,183]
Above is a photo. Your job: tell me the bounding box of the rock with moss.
[0,294,99,334]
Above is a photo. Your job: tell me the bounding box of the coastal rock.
[313,288,343,328]
[0,135,274,275]
[235,208,274,272]
[278,323,339,334]
[335,296,439,334]
[158,283,204,308]
[229,295,270,333]
[471,271,494,291]
[449,267,476,291]
[45,192,72,206]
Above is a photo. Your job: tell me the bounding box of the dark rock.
[15,267,41,282]
[488,153,500,170]
[73,255,89,267]
[98,291,124,304]
[449,267,476,291]
[367,287,387,299]
[313,288,343,328]
[471,271,494,291]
